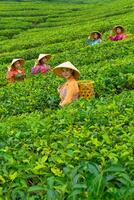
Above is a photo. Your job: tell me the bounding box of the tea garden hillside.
[0,0,134,199]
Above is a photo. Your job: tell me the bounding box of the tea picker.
[53,61,94,107]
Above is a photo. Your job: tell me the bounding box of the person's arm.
[109,30,116,41]
[122,34,128,39]
[46,64,51,70]
[86,38,93,45]
[57,84,62,93]
[31,65,39,74]
[60,81,79,107]
[46,64,51,71]
[32,60,39,73]
[60,86,73,107]
[14,70,26,80]
[98,39,102,43]
[109,35,117,41]
[6,71,15,82]
[20,69,26,75]
[42,64,51,73]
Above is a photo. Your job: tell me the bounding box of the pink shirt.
[109,33,127,41]
[31,64,50,74]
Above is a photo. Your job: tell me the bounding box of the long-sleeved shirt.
[109,33,127,41]
[58,76,79,107]
[31,64,50,74]
[7,68,26,82]
[87,38,102,46]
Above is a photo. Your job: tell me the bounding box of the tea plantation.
[0,0,134,199]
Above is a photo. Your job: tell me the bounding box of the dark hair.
[91,32,101,39]
[39,58,44,64]
[114,26,125,33]
[12,62,19,68]
[72,70,75,76]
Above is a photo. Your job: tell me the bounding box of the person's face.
[62,68,73,79]
[14,61,21,68]
[116,28,122,34]
[93,33,99,39]
[41,57,47,64]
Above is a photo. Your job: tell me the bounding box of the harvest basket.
[78,80,95,99]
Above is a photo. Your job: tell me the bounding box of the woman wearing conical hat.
[31,54,51,75]
[87,31,102,46]
[109,25,127,41]
[6,58,26,83]
[53,61,80,107]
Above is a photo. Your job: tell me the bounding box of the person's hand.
[34,60,38,67]
[47,66,51,72]
[14,73,25,80]
[59,102,64,107]
[57,85,62,92]
[57,86,60,92]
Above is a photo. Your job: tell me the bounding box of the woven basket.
[78,80,95,99]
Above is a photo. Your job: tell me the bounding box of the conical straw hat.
[37,54,51,63]
[90,31,102,39]
[113,25,125,33]
[9,58,24,69]
[53,61,80,79]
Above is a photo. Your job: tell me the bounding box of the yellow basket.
[77,80,95,99]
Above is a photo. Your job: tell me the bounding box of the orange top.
[7,68,26,82]
[59,76,79,107]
